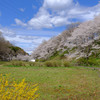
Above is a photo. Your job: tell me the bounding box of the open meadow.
[0,0,100,100]
[0,63,100,100]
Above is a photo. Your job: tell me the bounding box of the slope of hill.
[31,15,100,61]
[0,32,28,61]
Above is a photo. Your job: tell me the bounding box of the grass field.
[0,65,100,100]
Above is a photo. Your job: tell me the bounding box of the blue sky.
[0,0,100,54]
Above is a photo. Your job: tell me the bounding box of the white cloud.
[43,0,73,11]
[0,27,16,37]
[51,16,69,27]
[0,26,51,54]
[15,18,27,27]
[4,34,50,54]
[27,7,53,29]
[19,8,25,12]
[15,0,100,29]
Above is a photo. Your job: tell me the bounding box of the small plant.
[0,74,39,100]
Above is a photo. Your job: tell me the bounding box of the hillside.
[31,15,100,61]
[0,32,28,61]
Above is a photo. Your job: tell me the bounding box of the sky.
[0,0,100,54]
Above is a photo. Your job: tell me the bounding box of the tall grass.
[44,60,71,67]
[2,60,71,68]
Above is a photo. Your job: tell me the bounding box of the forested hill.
[31,15,100,60]
[0,32,28,61]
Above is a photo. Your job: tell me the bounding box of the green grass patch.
[0,65,100,100]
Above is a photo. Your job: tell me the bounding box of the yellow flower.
[0,74,39,100]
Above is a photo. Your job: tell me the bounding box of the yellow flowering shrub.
[0,74,39,100]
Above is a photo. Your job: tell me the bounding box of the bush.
[35,58,46,62]
[4,61,46,67]
[8,61,26,67]
[76,57,87,66]
[0,74,39,100]
[63,61,71,67]
[4,60,72,68]
[76,57,99,66]
[88,59,99,66]
[34,62,45,67]
[44,60,62,67]
[28,62,36,66]
[44,61,54,67]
